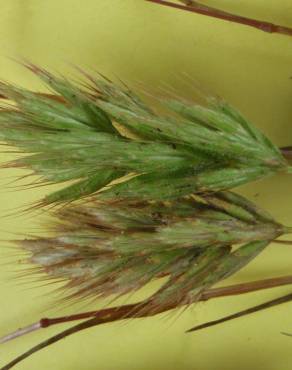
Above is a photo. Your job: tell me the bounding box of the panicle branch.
[146,0,292,36]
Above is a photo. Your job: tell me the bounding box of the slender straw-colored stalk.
[146,0,292,36]
[187,292,292,332]
[2,274,292,344]
[2,275,292,370]
[280,147,292,161]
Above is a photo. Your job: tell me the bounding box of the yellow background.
[1,1,292,369]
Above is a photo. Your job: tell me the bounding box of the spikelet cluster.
[19,191,289,312]
[0,64,289,206]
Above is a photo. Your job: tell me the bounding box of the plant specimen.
[0,64,292,369]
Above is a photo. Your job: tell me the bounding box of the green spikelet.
[0,64,289,205]
[19,191,291,312]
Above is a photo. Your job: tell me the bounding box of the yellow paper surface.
[0,1,292,369]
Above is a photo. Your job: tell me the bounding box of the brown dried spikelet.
[18,191,290,314]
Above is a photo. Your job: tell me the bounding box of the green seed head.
[0,64,288,205]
